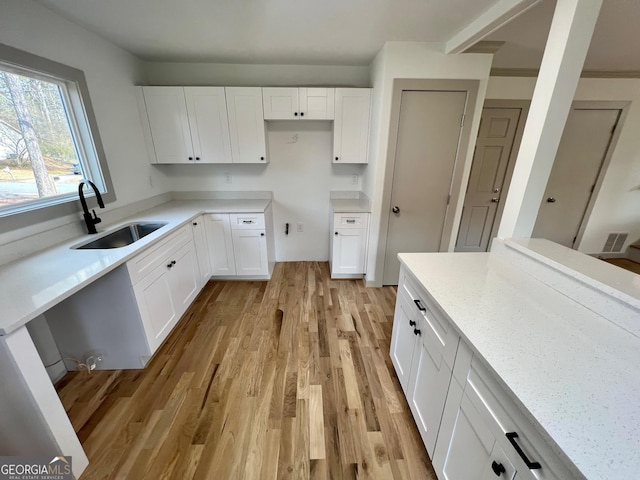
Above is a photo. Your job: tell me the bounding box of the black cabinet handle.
[300,112,304,117]
[171,260,176,265]
[335,156,339,161]
[506,432,541,470]
[294,112,298,116]
[260,156,265,161]
[413,328,421,336]
[335,232,338,236]
[491,461,505,476]
[414,299,426,312]
[195,156,200,161]
[188,156,193,161]
[409,320,416,327]
[167,263,173,268]
[193,222,198,226]
[261,232,265,236]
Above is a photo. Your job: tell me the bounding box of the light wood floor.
[56,262,436,479]
[603,257,640,275]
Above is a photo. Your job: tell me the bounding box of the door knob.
[491,461,506,476]
[547,197,556,203]
[392,206,400,214]
[491,197,499,203]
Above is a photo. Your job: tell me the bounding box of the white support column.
[497,0,603,239]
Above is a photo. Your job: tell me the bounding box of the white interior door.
[383,90,467,285]
[533,107,621,247]
[456,107,523,252]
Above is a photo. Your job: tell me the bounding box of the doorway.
[532,104,624,248]
[455,102,528,252]
[457,100,626,252]
[382,80,479,285]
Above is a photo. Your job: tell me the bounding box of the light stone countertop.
[330,191,371,213]
[0,199,271,336]
[398,251,640,480]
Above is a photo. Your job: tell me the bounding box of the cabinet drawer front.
[229,213,265,229]
[334,213,368,229]
[127,225,191,284]
[464,358,572,480]
[400,269,459,368]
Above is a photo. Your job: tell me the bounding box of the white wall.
[0,0,168,257]
[487,76,640,254]
[142,62,370,87]
[363,42,493,285]
[160,121,365,261]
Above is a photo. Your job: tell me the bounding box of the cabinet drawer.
[333,213,368,229]
[127,225,191,284]
[229,213,265,229]
[463,358,575,479]
[399,268,459,369]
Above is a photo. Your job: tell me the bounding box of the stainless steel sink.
[73,222,167,249]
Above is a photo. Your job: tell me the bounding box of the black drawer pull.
[506,432,541,470]
[409,320,416,327]
[413,328,421,336]
[413,299,426,312]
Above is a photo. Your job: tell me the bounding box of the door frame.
[378,79,480,284]
[568,101,629,249]
[482,100,530,249]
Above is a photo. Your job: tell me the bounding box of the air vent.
[602,232,628,252]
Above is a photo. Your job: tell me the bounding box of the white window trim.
[0,42,115,233]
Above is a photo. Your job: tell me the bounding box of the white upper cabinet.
[333,88,371,164]
[263,87,335,120]
[140,86,232,164]
[225,87,268,164]
[184,87,232,164]
[140,87,192,164]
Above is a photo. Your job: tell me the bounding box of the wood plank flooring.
[55,262,436,480]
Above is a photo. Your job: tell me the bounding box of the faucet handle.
[92,209,102,224]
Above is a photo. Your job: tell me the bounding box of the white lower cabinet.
[129,225,199,352]
[391,266,577,480]
[330,212,369,278]
[204,207,274,279]
[191,215,212,287]
[390,267,459,458]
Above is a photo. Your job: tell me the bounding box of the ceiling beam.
[445,0,541,54]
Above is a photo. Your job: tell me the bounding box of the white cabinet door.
[184,87,232,164]
[204,214,236,276]
[407,338,453,457]
[332,228,366,275]
[168,241,200,318]
[225,87,267,163]
[191,216,211,288]
[134,261,177,352]
[232,229,269,275]
[433,380,517,480]
[300,88,334,120]
[333,88,371,163]
[390,298,419,394]
[141,86,192,164]
[262,87,299,120]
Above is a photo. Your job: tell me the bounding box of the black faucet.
[78,180,105,234]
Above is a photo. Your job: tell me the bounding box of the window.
[0,43,114,230]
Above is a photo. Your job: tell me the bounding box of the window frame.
[0,42,115,234]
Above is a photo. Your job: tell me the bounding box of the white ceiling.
[487,0,640,71]
[34,0,509,65]
[34,0,640,71]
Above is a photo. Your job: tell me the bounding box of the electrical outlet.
[351,174,359,185]
[297,222,304,233]
[224,172,232,184]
